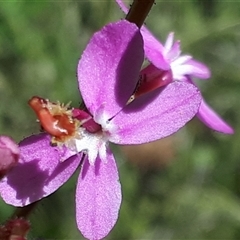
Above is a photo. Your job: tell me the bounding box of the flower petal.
[76,150,121,239]
[185,77,233,133]
[172,55,192,66]
[0,133,81,206]
[173,58,211,79]
[164,32,174,53]
[78,20,144,118]
[141,26,170,70]
[75,128,107,166]
[115,0,169,70]
[115,0,128,13]
[110,81,201,144]
[197,100,234,134]
[165,39,181,62]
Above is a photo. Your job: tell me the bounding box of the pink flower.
[0,20,201,239]
[116,0,234,134]
[0,136,19,179]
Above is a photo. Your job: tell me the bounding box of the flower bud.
[0,136,20,179]
[0,218,30,240]
[136,63,173,97]
[8,218,30,240]
[128,63,173,104]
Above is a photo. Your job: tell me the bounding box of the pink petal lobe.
[115,0,128,13]
[141,26,170,70]
[181,59,211,79]
[166,40,181,61]
[76,151,121,240]
[0,133,81,206]
[78,20,144,118]
[164,32,174,52]
[197,100,234,134]
[185,77,233,133]
[110,82,202,144]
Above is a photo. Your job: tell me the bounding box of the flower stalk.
[11,202,38,219]
[126,0,155,28]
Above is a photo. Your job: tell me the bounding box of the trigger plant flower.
[116,0,234,134]
[0,20,201,240]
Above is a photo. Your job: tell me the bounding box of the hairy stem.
[126,0,155,28]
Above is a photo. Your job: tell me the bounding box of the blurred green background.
[0,0,239,239]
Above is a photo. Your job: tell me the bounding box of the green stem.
[11,201,39,219]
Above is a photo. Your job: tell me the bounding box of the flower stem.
[11,202,38,219]
[126,0,155,28]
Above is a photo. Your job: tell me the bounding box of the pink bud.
[0,136,20,179]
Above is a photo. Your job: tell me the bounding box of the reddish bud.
[132,63,173,100]
[0,218,30,240]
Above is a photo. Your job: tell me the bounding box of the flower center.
[28,96,102,146]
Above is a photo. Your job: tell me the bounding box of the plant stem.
[11,202,39,219]
[126,0,155,28]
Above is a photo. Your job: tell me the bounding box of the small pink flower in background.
[0,136,19,179]
[0,20,201,239]
[116,0,234,134]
